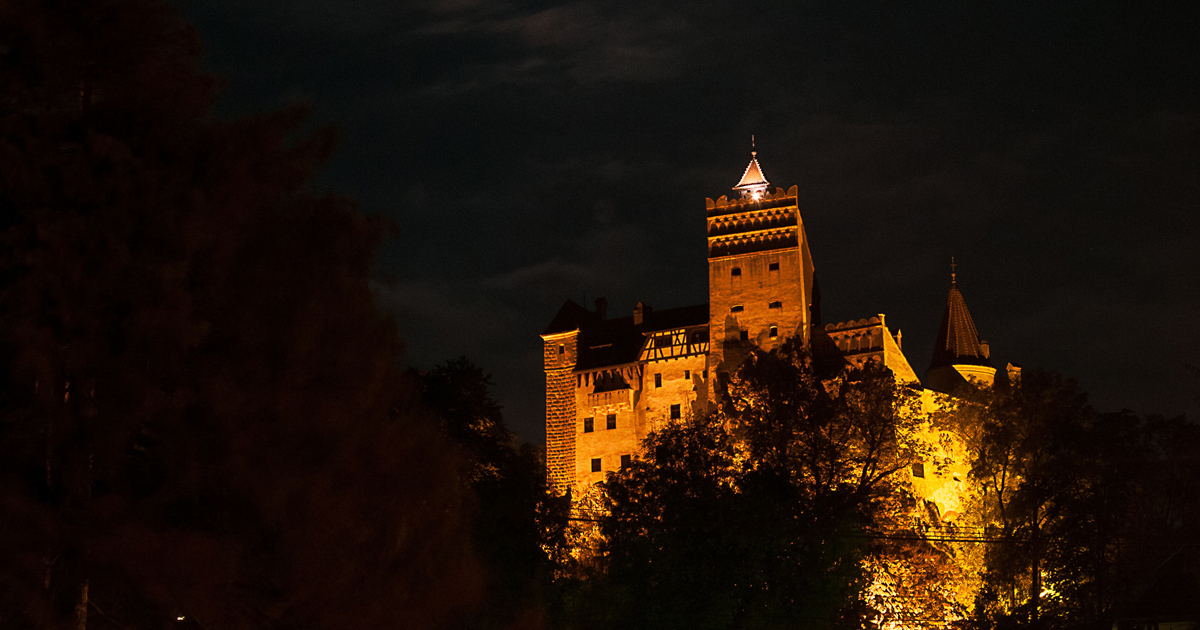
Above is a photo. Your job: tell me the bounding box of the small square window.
[730,305,744,313]
[768,262,780,271]
[739,330,749,341]
[769,325,778,338]
[583,417,594,433]
[670,404,681,419]
[684,369,690,380]
[731,267,742,276]
[655,373,662,388]
[606,414,616,430]
[912,462,925,478]
[591,458,602,473]
[621,454,631,469]
[769,300,782,309]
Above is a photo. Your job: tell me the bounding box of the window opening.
[912,462,925,478]
[670,404,681,419]
[583,417,594,433]
[769,325,779,338]
[730,305,744,313]
[606,414,616,430]
[654,373,662,388]
[769,300,782,309]
[591,458,602,473]
[621,454,631,469]
[769,262,780,271]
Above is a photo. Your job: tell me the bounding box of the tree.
[559,339,927,630]
[413,357,572,630]
[0,0,480,627]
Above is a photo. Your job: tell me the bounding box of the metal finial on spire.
[951,257,957,285]
[751,134,756,157]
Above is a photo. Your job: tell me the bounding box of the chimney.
[594,297,608,320]
[633,301,652,326]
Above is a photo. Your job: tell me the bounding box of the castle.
[541,149,1000,496]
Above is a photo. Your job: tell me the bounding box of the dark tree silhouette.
[0,1,480,628]
[413,357,571,630]
[560,339,924,630]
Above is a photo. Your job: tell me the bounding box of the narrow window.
[606,414,617,430]
[684,369,690,380]
[768,262,780,271]
[591,458,602,473]
[912,462,925,478]
[769,325,779,338]
[621,454,631,469]
[731,267,742,276]
[670,404,681,419]
[558,344,565,355]
[730,305,744,313]
[739,330,749,341]
[655,373,662,388]
[583,417,594,433]
[769,300,782,309]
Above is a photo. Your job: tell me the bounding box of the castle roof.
[544,300,709,371]
[733,154,770,192]
[929,281,992,370]
[543,299,594,336]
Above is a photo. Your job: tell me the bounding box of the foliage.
[0,0,481,627]
[413,357,572,630]
[946,371,1200,630]
[553,339,933,630]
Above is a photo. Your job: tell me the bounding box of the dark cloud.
[175,0,1200,439]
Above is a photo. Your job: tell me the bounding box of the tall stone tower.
[926,262,996,393]
[706,149,816,382]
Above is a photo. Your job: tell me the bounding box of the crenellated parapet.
[705,185,799,214]
[812,314,919,383]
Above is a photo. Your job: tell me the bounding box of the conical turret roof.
[929,280,992,370]
[733,154,770,192]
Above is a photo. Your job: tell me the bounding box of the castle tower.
[541,302,587,491]
[706,148,816,383]
[926,262,996,393]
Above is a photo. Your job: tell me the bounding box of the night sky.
[173,0,1200,442]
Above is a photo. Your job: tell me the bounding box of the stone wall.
[543,331,578,492]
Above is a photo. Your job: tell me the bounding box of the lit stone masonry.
[541,329,579,491]
[541,146,1014,626]
[706,185,815,388]
[812,315,919,383]
[542,148,1006,532]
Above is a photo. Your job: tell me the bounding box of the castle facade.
[541,150,997,496]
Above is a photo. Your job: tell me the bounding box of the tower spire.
[733,137,770,199]
[951,256,957,285]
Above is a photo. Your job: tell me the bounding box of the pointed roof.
[929,280,992,370]
[733,154,770,191]
[733,150,770,194]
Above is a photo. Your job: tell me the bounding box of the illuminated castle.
[541,149,996,495]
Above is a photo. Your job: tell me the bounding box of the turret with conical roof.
[926,260,997,393]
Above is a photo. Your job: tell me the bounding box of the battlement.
[705,185,799,217]
[824,315,885,333]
